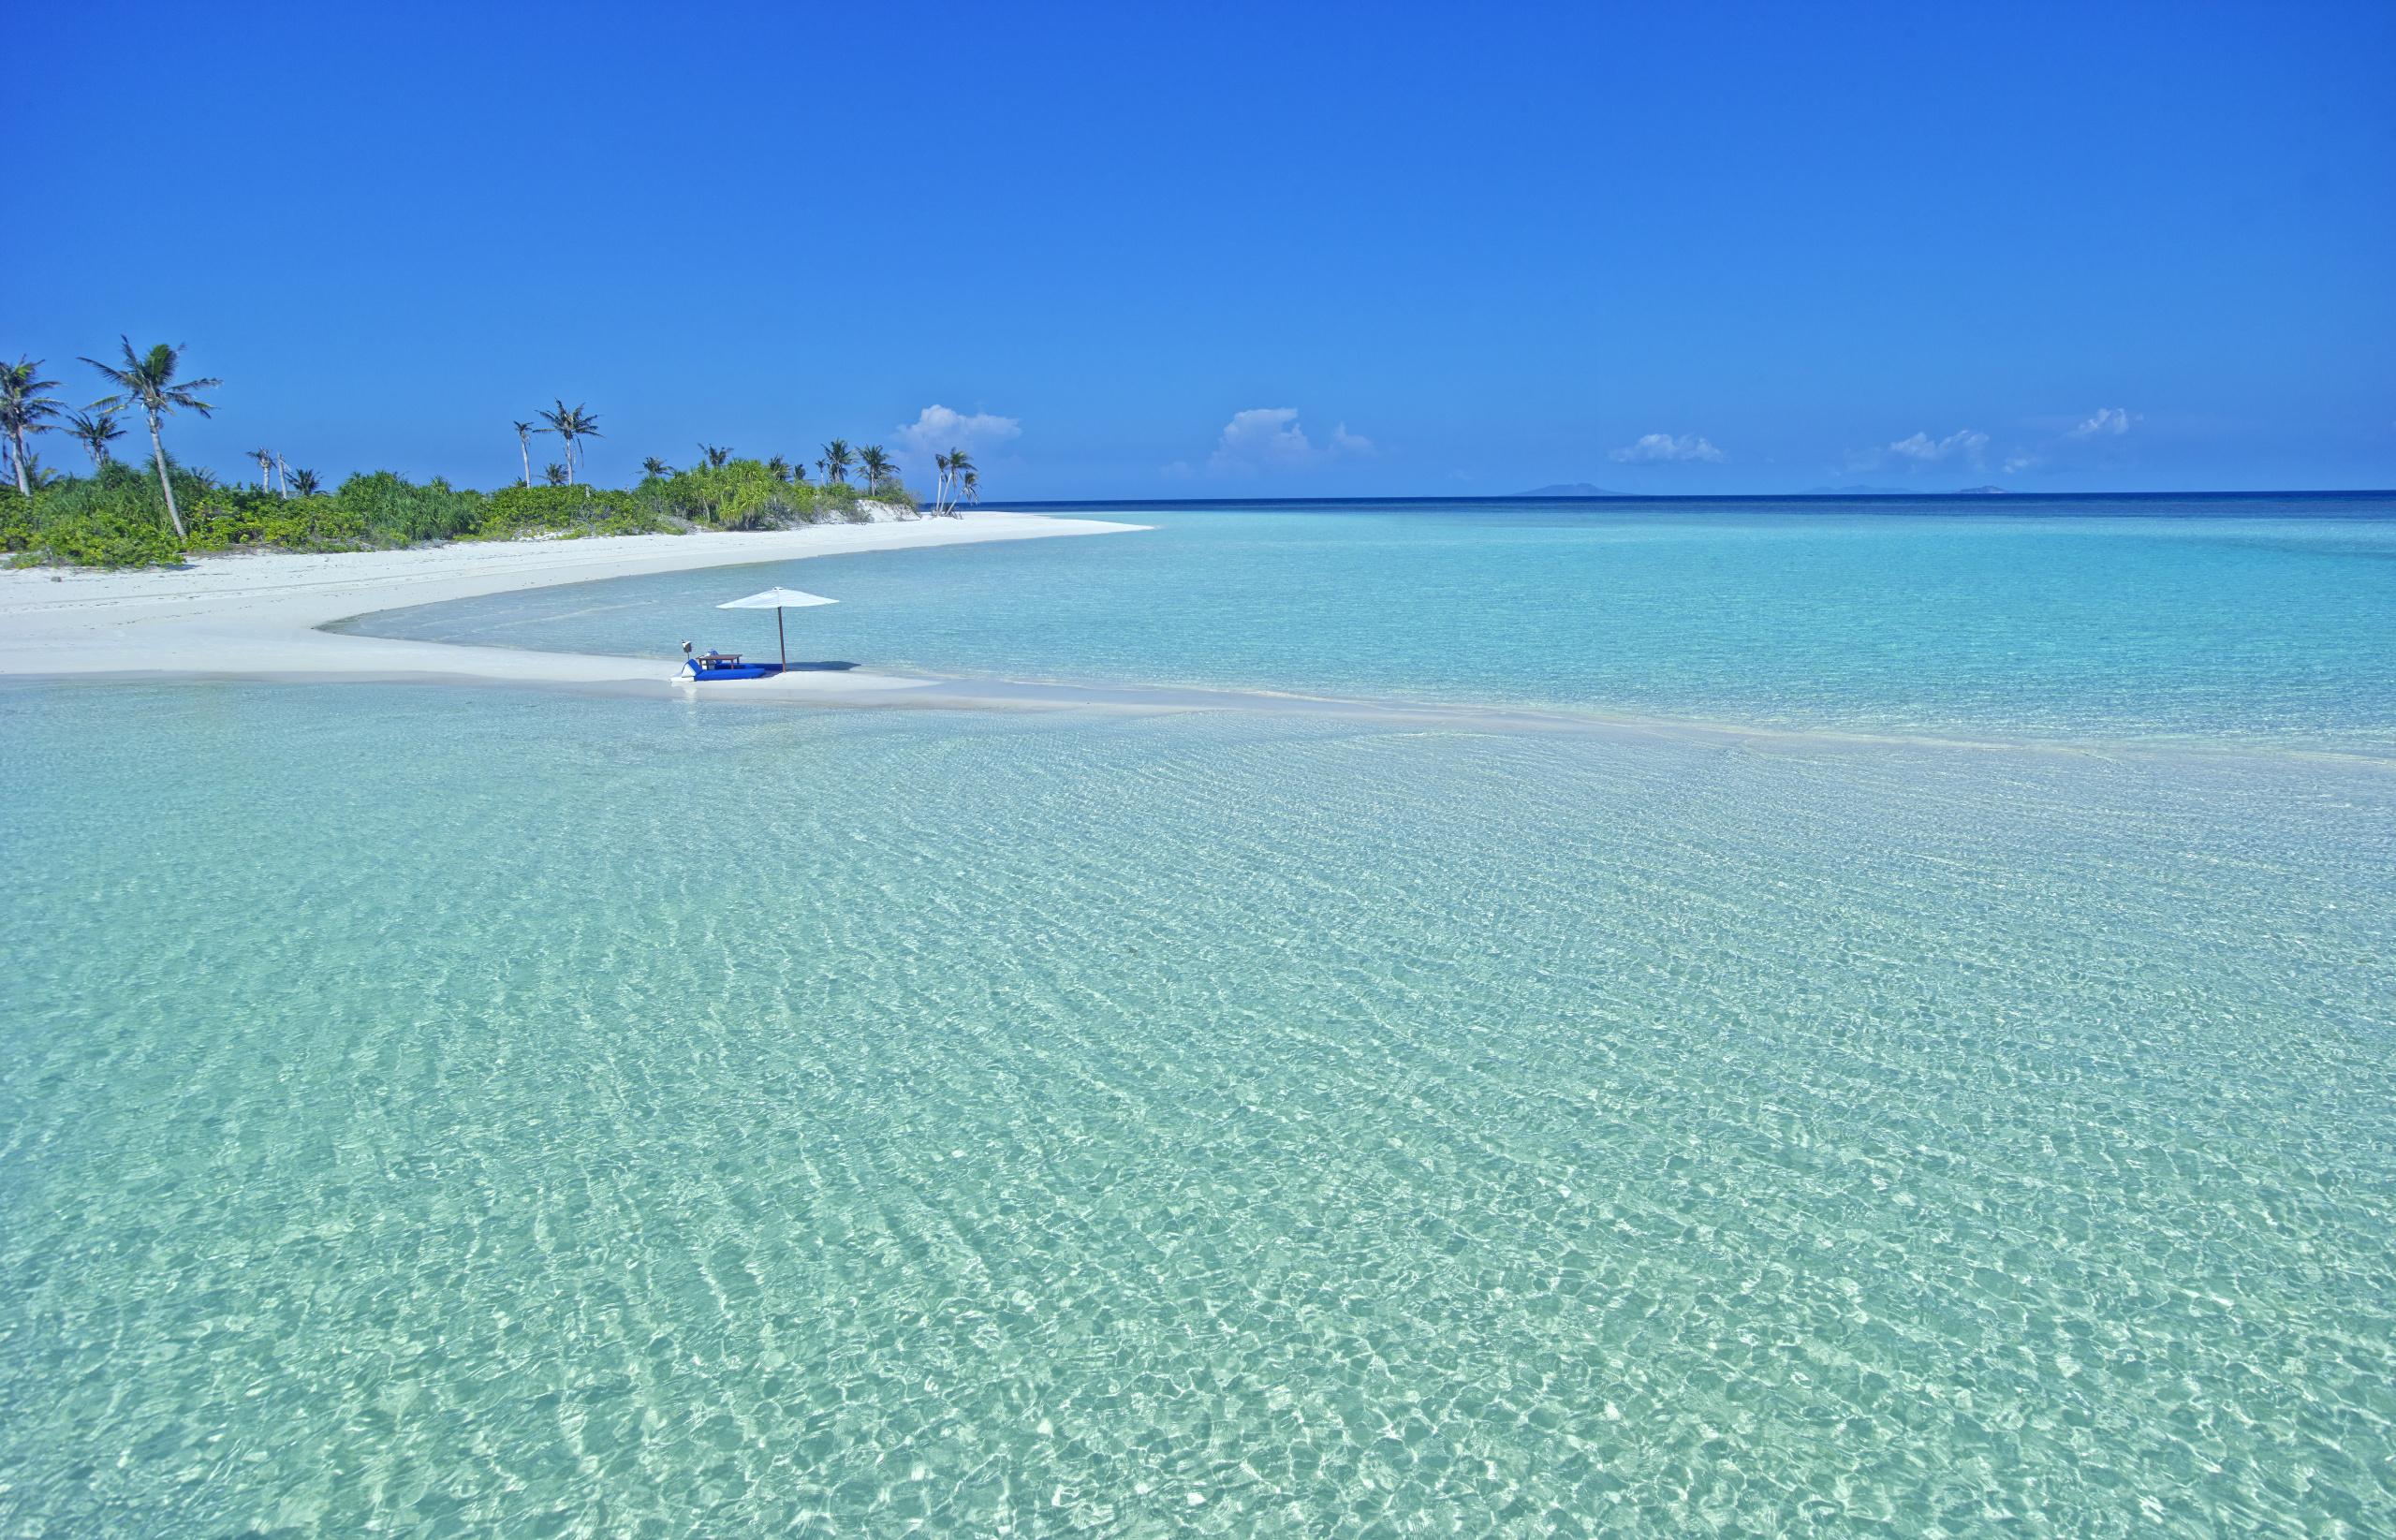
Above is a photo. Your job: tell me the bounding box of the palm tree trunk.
[146,411,185,540]
[8,429,28,498]
[520,433,531,487]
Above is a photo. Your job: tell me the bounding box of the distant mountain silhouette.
[1513,483,1617,496]
[1803,483,2012,495]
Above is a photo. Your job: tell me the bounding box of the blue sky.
[14,1,2393,497]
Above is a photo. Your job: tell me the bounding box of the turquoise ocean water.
[5,497,2392,1536]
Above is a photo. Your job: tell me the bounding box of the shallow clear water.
[340,497,2396,754]
[7,500,2396,1536]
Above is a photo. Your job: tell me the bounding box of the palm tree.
[542,462,568,486]
[698,444,732,469]
[537,401,601,484]
[940,448,975,516]
[247,446,276,491]
[817,439,853,485]
[933,450,954,512]
[287,468,323,496]
[641,456,673,478]
[68,410,128,470]
[1,358,63,497]
[274,453,292,496]
[81,340,219,539]
[858,445,894,492]
[960,468,980,508]
[766,454,791,482]
[515,421,540,486]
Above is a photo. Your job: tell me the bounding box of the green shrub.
[187,486,367,552]
[3,462,193,567]
[639,461,820,529]
[2,478,184,567]
[8,461,715,568]
[331,471,485,544]
[475,483,679,539]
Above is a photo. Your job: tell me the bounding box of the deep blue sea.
[5,495,2391,1537]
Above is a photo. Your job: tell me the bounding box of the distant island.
[1507,482,2019,498]
[1803,484,2010,495]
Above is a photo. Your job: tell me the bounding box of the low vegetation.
[0,340,954,569]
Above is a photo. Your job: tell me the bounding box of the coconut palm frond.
[0,358,63,431]
[537,400,602,484]
[1,358,66,497]
[14,451,66,491]
[82,338,219,418]
[77,340,216,539]
[817,439,853,485]
[67,410,127,470]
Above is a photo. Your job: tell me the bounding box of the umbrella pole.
[776,607,787,669]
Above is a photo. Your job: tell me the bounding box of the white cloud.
[1609,433,1726,464]
[1999,408,2143,477]
[1160,461,1195,478]
[2064,407,2139,439]
[1886,429,1990,464]
[893,404,1022,462]
[1204,408,1373,476]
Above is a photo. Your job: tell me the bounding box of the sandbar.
[0,511,1149,694]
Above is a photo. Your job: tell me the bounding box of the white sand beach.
[0,511,1149,696]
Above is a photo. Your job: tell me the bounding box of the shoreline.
[6,511,2391,767]
[0,512,1150,693]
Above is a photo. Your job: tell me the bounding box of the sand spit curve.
[0,512,1149,696]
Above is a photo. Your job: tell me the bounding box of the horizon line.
[992,488,2396,511]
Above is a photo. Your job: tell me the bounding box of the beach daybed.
[679,651,781,681]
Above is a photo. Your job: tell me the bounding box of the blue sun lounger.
[678,651,783,681]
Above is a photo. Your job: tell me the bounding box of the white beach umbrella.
[717,587,838,668]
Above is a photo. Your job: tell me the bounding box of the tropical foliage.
[634,459,914,529]
[537,400,601,484]
[474,484,678,540]
[817,439,854,485]
[82,339,218,539]
[1,462,683,568]
[2,358,64,497]
[3,335,937,566]
[932,448,976,516]
[68,411,128,468]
